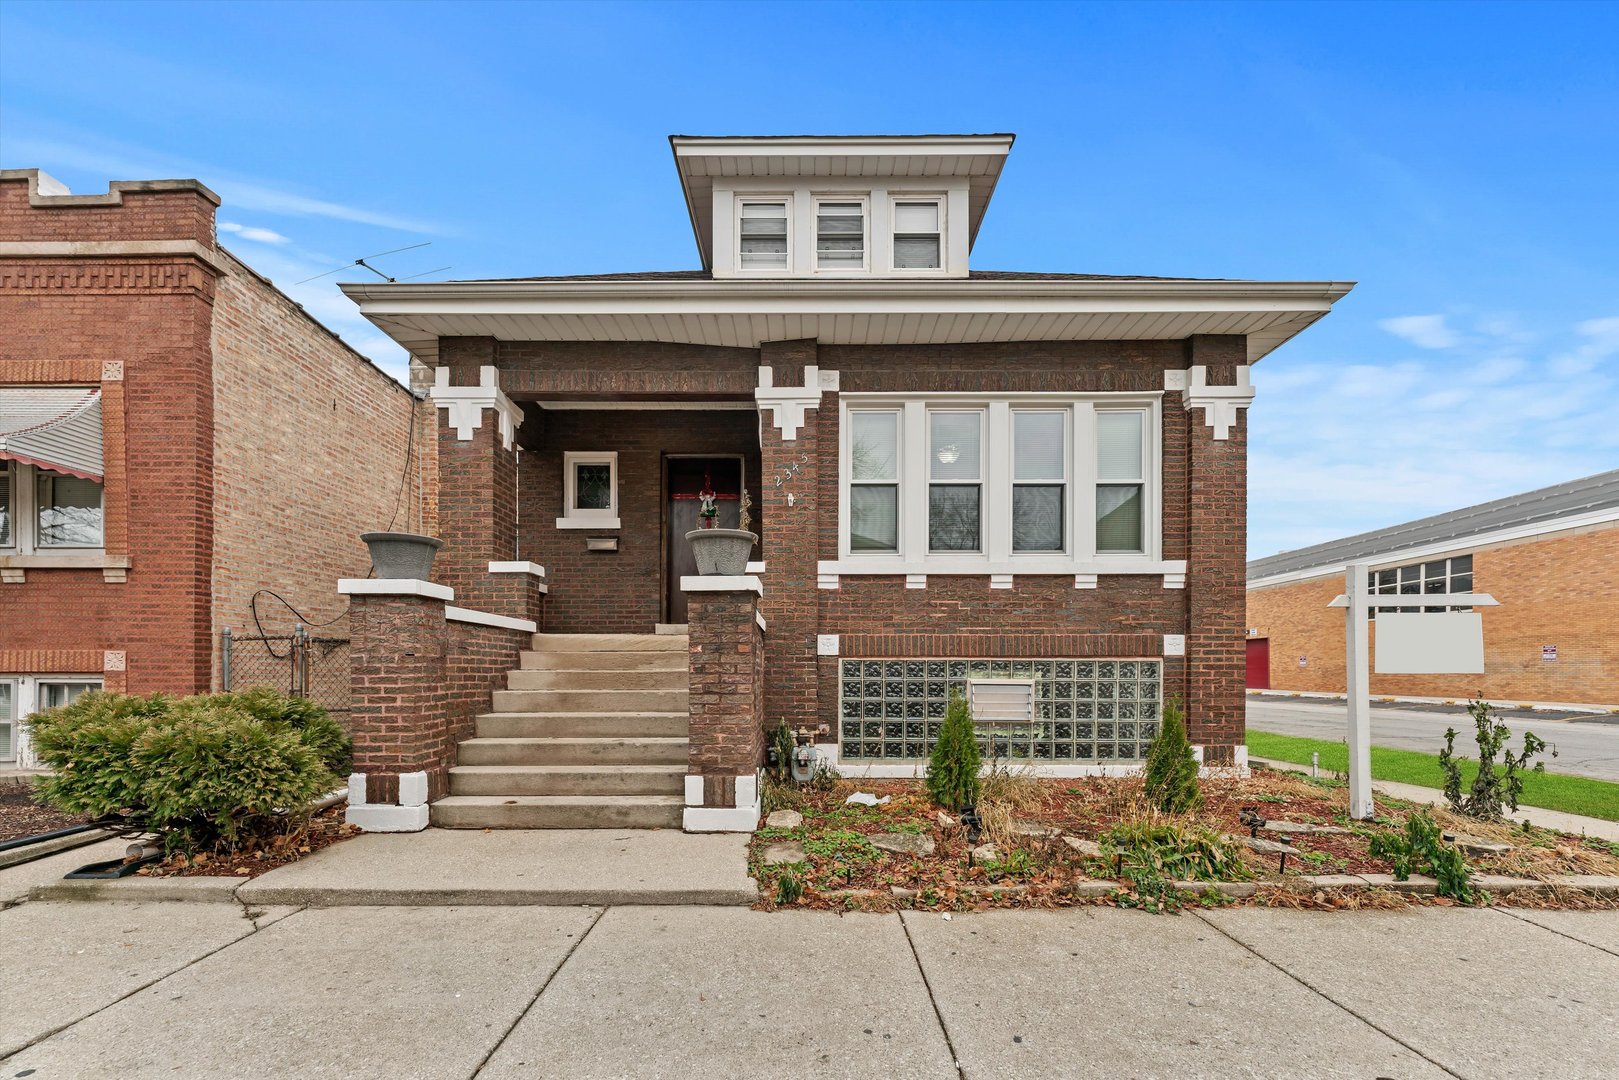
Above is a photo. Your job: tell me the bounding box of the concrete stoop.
[431,632,690,830]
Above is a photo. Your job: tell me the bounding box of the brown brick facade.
[685,587,766,798]
[1247,523,1619,705]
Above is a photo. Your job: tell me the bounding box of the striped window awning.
[0,388,105,483]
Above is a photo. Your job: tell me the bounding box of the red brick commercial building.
[1246,470,1619,707]
[333,133,1353,832]
[0,169,423,767]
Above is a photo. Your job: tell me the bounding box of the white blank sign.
[1374,612,1484,674]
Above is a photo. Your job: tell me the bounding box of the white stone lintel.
[338,578,454,601]
[446,606,538,633]
[680,574,763,595]
[488,561,546,578]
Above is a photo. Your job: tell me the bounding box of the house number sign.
[773,453,810,488]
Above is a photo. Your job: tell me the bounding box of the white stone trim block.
[1163,633,1187,657]
[905,574,928,589]
[990,574,1014,589]
[338,578,454,601]
[398,771,428,807]
[817,634,840,656]
[818,573,840,589]
[1074,574,1098,589]
[446,606,539,633]
[756,611,768,633]
[1183,364,1254,441]
[682,772,762,833]
[347,803,431,831]
[756,364,836,441]
[1162,572,1187,589]
[430,365,524,449]
[680,574,764,595]
[488,561,546,578]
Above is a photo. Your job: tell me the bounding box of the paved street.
[2,898,1615,1079]
[1249,698,1619,782]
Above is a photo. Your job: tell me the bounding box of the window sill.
[0,553,130,584]
[556,517,621,531]
[815,556,1186,591]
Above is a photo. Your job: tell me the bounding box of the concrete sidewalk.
[3,901,1615,1078]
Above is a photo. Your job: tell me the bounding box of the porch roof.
[340,275,1355,368]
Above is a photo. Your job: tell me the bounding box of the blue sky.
[3,0,1615,558]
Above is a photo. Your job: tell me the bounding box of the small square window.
[893,200,942,270]
[739,201,789,270]
[558,452,619,529]
[816,201,865,270]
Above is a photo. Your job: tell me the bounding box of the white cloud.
[219,221,290,245]
[1378,314,1459,349]
[1550,316,1619,377]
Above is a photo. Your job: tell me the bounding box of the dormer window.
[892,199,943,270]
[738,200,789,270]
[815,200,866,271]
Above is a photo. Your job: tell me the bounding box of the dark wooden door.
[666,457,743,624]
[1245,638,1271,690]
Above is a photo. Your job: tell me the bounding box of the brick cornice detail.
[0,649,106,673]
[0,258,215,296]
[837,633,1165,658]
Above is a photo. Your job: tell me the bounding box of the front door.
[666,456,743,624]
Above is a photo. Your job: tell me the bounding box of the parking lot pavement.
[900,906,1448,1080]
[1,905,598,1079]
[0,900,290,1058]
[4,901,1617,1079]
[1202,906,1619,1080]
[479,906,958,1080]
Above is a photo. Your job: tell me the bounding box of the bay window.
[838,396,1159,571]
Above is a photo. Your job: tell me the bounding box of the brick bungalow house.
[335,134,1353,832]
[1246,468,1619,706]
[0,168,423,767]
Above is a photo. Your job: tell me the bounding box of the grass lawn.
[1247,730,1619,823]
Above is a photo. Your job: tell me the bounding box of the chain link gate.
[221,626,351,717]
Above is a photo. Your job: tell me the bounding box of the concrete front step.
[475,711,688,738]
[519,650,687,672]
[456,736,688,766]
[431,794,685,829]
[493,688,688,713]
[506,667,687,691]
[448,764,684,796]
[530,633,687,652]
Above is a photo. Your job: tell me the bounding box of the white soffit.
[339,279,1352,366]
[670,134,1016,267]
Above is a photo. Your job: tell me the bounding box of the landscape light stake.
[962,805,982,866]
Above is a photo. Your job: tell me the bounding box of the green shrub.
[1368,811,1473,902]
[926,690,982,811]
[1440,698,1548,822]
[1142,697,1201,814]
[1102,819,1250,883]
[30,689,345,854]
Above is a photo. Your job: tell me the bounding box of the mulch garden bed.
[134,806,359,880]
[749,768,1619,913]
[0,779,92,843]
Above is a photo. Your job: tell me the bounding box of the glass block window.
[839,658,1163,762]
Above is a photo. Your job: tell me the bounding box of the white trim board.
[445,606,538,633]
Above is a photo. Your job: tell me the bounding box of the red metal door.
[1245,638,1271,690]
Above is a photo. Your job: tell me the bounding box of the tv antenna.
[294,242,437,286]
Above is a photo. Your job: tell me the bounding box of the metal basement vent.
[839,659,1162,762]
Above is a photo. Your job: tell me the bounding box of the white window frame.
[889,194,947,275]
[833,393,1170,579]
[0,674,102,767]
[0,460,105,555]
[734,195,795,274]
[557,451,620,530]
[847,408,902,555]
[1010,407,1071,555]
[1094,408,1150,557]
[812,195,869,274]
[927,408,987,555]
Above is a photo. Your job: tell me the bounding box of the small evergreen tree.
[1439,698,1550,821]
[1142,696,1202,814]
[926,690,982,811]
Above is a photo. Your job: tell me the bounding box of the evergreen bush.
[30,688,349,853]
[926,690,982,811]
[1439,698,1549,821]
[1142,696,1202,813]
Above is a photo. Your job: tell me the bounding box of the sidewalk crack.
[1494,905,1619,958]
[898,912,967,1080]
[1191,910,1468,1080]
[471,904,607,1079]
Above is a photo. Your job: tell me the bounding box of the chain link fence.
[222,626,351,717]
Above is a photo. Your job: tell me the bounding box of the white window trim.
[888,194,947,276]
[811,194,870,275]
[1010,407,1071,556]
[927,407,987,555]
[733,194,795,276]
[830,392,1175,579]
[557,451,620,530]
[0,675,102,767]
[0,460,106,556]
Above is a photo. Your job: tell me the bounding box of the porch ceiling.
[341,279,1354,367]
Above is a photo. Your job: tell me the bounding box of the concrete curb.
[0,827,118,871]
[234,882,760,907]
[31,876,245,903]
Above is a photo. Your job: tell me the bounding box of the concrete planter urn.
[361,532,443,580]
[685,528,757,576]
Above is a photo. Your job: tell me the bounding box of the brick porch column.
[754,339,826,742]
[428,355,530,621]
[340,579,452,831]
[682,575,765,832]
[1182,335,1254,767]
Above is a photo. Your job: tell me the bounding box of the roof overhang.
[670,134,1015,269]
[339,278,1355,367]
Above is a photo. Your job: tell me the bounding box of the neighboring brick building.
[0,168,422,766]
[338,134,1351,831]
[1246,470,1619,706]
